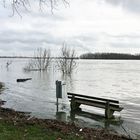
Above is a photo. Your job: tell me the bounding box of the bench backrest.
[67,92,119,104]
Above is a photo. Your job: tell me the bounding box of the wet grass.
[0,120,83,140]
[0,107,133,140]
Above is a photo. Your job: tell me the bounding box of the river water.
[0,58,140,139]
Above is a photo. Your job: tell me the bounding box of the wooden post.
[70,95,75,110]
[70,111,76,121]
[56,98,58,112]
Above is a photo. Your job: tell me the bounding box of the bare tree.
[24,48,51,71]
[2,0,69,17]
[57,43,77,75]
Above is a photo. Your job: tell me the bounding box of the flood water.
[0,58,140,139]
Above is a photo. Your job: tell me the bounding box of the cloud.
[105,0,140,14]
[0,0,140,56]
[0,30,64,56]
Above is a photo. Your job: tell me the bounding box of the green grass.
[0,120,83,140]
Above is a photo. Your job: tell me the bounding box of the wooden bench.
[67,92,123,119]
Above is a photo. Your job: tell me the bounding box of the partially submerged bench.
[67,92,123,119]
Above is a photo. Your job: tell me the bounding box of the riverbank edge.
[0,103,134,140]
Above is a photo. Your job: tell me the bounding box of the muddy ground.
[0,101,133,140]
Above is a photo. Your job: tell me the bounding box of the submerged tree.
[24,48,51,71]
[57,43,77,75]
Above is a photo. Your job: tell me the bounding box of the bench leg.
[70,111,76,121]
[105,101,114,119]
[70,101,81,111]
[105,108,114,119]
[70,95,81,111]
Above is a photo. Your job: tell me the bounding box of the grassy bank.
[0,120,82,140]
[0,118,132,140]
[0,107,133,140]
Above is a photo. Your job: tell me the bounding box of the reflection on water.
[0,59,140,139]
[56,112,67,122]
[68,110,138,139]
[69,110,124,131]
[69,110,123,129]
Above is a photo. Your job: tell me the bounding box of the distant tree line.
[80,53,140,60]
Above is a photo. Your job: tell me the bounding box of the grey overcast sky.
[0,0,140,56]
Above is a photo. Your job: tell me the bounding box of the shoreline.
[0,84,136,140]
[0,104,133,140]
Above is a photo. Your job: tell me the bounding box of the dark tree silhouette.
[80,52,140,60]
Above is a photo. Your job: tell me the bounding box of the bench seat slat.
[72,97,119,108]
[70,98,123,112]
[67,92,123,118]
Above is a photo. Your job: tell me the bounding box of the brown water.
[0,58,140,139]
